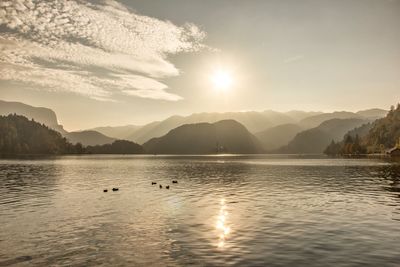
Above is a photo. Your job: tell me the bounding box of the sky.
[0,0,399,131]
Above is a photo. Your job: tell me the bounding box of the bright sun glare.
[211,70,233,91]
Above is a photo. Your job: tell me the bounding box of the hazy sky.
[1,0,399,131]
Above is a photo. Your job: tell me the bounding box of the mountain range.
[93,109,385,145]
[0,99,389,154]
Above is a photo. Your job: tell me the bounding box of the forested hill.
[0,100,65,134]
[143,120,264,154]
[325,104,400,155]
[0,114,78,155]
[364,104,400,151]
[0,115,144,155]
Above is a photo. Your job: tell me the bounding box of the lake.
[0,155,399,266]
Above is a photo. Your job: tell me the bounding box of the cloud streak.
[0,0,206,101]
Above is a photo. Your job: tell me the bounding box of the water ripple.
[0,155,399,266]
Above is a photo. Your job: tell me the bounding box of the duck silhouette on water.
[112,188,119,191]
[152,182,157,185]
[159,184,162,189]
[166,185,170,189]
[172,180,178,184]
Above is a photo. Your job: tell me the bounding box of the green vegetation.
[0,114,79,155]
[277,118,368,154]
[324,104,400,155]
[0,114,144,155]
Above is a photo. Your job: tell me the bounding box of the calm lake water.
[0,155,399,266]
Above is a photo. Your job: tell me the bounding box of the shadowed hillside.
[299,112,363,129]
[255,124,303,151]
[325,104,400,155]
[278,118,369,154]
[143,120,264,154]
[0,114,79,155]
[127,110,317,144]
[65,131,116,146]
[91,125,141,139]
[1,100,116,146]
[0,100,66,134]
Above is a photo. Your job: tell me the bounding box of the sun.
[211,70,233,91]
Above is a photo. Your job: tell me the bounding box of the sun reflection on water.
[216,198,231,248]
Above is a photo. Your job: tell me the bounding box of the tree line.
[0,114,144,155]
[324,103,400,155]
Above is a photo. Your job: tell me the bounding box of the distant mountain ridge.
[324,104,399,155]
[0,100,115,146]
[277,118,370,154]
[90,125,140,140]
[97,109,386,145]
[0,100,66,134]
[65,131,116,146]
[143,120,264,154]
[1,99,388,153]
[255,123,304,151]
[126,110,331,144]
[0,114,78,154]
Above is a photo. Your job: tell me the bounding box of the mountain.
[0,114,79,155]
[127,111,306,144]
[65,131,116,146]
[323,104,399,155]
[356,108,388,120]
[255,124,304,151]
[1,100,116,146]
[299,112,363,129]
[278,118,369,154]
[299,109,387,129]
[98,109,386,145]
[90,125,141,139]
[127,116,184,144]
[284,110,324,121]
[0,114,143,155]
[344,122,374,140]
[143,120,264,154]
[0,100,66,134]
[361,104,400,152]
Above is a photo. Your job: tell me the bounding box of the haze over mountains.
[143,120,264,154]
[0,99,388,154]
[0,100,66,134]
[278,118,370,154]
[0,100,115,146]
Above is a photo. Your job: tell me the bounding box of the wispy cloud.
[0,0,206,101]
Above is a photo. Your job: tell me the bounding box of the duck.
[112,188,119,191]
[172,180,178,184]
[159,184,162,189]
[166,185,170,189]
[103,189,108,192]
[152,182,157,185]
